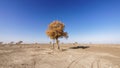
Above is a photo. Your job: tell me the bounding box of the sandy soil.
[0,44,120,68]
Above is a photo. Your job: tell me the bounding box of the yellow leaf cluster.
[46,20,68,39]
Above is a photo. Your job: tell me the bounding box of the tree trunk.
[52,40,55,49]
[56,38,60,49]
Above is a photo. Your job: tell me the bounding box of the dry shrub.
[0,42,3,45]
[16,41,23,45]
[73,42,78,45]
[10,41,14,44]
[8,41,14,46]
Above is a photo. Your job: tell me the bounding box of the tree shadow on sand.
[61,49,68,51]
[69,46,90,49]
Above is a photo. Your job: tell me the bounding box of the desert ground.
[0,44,120,68]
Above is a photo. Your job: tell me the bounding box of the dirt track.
[0,44,120,68]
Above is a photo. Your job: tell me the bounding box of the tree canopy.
[46,20,68,40]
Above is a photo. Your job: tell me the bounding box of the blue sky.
[0,0,120,43]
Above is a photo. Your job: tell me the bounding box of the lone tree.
[46,20,68,49]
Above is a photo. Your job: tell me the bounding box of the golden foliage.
[46,20,68,39]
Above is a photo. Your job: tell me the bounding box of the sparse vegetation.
[16,41,23,45]
[73,42,78,45]
[46,20,68,49]
[0,42,3,45]
[10,41,14,44]
[8,41,14,46]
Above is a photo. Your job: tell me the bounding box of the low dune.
[0,44,120,68]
